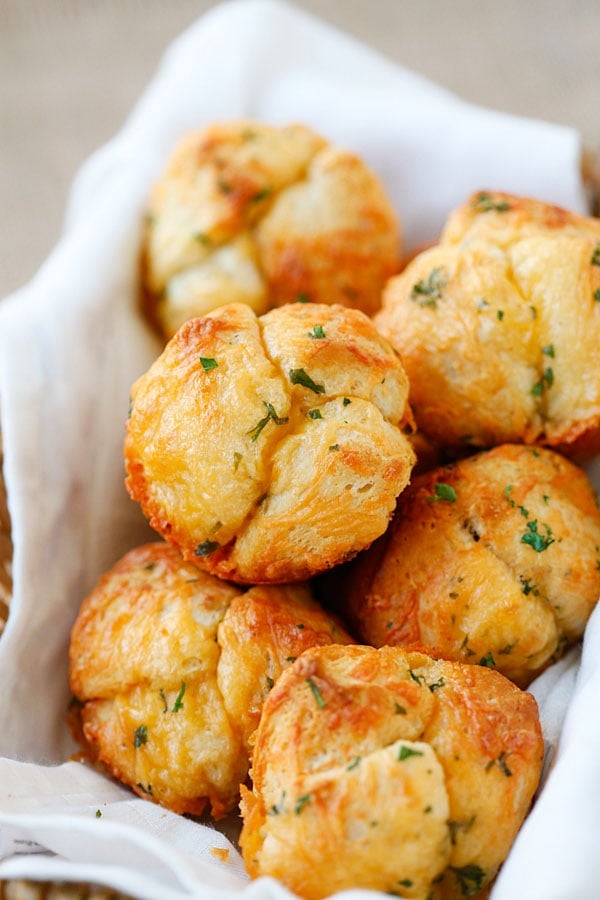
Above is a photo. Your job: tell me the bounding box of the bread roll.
[340,443,600,687]
[376,191,600,456]
[240,643,543,899]
[125,302,415,583]
[142,120,400,336]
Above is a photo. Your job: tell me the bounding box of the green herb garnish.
[199,356,218,372]
[398,745,424,762]
[521,520,555,552]
[133,725,148,748]
[473,192,510,213]
[306,677,326,708]
[531,367,554,396]
[295,794,311,814]
[449,864,486,896]
[428,482,457,503]
[194,540,220,557]
[308,325,326,339]
[247,401,289,442]
[289,368,325,394]
[479,652,495,667]
[308,409,323,420]
[411,267,446,308]
[173,681,186,713]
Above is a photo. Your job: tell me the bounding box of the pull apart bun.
[339,443,600,687]
[376,191,600,456]
[141,121,400,337]
[240,643,543,900]
[125,302,415,583]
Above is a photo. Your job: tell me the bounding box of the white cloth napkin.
[0,1,595,897]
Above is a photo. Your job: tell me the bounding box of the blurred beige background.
[1,0,599,299]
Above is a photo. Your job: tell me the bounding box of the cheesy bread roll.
[375,191,600,454]
[125,302,415,583]
[240,644,543,900]
[69,543,352,817]
[69,542,246,817]
[341,444,600,687]
[141,121,400,337]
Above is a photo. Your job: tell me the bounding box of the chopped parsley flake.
[520,577,539,596]
[398,879,413,888]
[531,367,554,396]
[497,310,504,321]
[268,791,286,816]
[428,482,457,503]
[504,484,515,506]
[173,681,186,713]
[247,401,289,442]
[295,794,311,814]
[194,540,220,557]
[328,443,340,451]
[136,782,153,795]
[479,652,495,667]
[449,863,486,896]
[473,192,510,213]
[591,243,600,266]
[395,703,407,715]
[308,408,323,420]
[594,289,600,302]
[95,809,102,818]
[250,187,271,203]
[295,293,311,303]
[398,745,424,762]
[409,669,425,685]
[542,344,555,358]
[193,231,211,246]
[159,689,168,713]
[486,751,512,777]
[289,368,325,394]
[199,356,218,371]
[306,677,326,708]
[343,397,351,406]
[266,676,274,690]
[133,725,148,748]
[308,324,326,339]
[233,451,242,471]
[521,519,555,552]
[411,267,446,308]
[428,677,445,692]
[448,817,476,845]
[346,756,361,771]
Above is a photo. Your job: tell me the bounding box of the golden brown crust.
[341,443,600,687]
[141,121,400,336]
[69,542,246,817]
[124,303,415,583]
[69,543,352,817]
[375,191,600,454]
[256,146,400,315]
[240,644,543,900]
[217,583,354,753]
